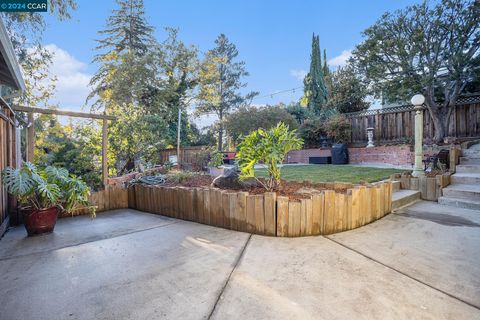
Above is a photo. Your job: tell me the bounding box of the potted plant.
[2,162,93,236]
[207,152,225,176]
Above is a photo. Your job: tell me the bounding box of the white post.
[411,94,425,177]
[177,107,181,165]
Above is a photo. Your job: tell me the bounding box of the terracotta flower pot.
[22,206,59,236]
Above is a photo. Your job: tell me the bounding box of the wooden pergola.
[12,105,116,186]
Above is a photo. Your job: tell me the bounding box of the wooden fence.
[127,182,392,237]
[346,97,480,144]
[158,146,207,165]
[0,98,17,233]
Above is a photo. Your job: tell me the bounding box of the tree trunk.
[217,111,223,151]
[425,92,451,144]
[430,111,446,144]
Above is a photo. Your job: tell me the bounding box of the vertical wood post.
[102,117,108,186]
[26,112,34,162]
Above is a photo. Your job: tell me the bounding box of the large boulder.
[212,167,257,189]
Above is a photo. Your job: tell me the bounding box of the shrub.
[236,122,303,191]
[167,171,193,183]
[298,118,326,148]
[324,114,351,144]
[207,152,224,167]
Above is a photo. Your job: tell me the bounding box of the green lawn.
[255,165,403,184]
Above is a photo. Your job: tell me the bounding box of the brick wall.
[286,145,416,167]
[286,148,332,164]
[348,145,414,166]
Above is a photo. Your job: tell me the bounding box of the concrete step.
[459,157,480,165]
[462,149,480,157]
[442,184,480,201]
[450,173,480,185]
[392,190,421,210]
[455,164,480,173]
[438,196,480,211]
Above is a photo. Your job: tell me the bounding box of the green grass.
[255,165,403,184]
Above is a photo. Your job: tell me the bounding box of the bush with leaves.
[208,151,224,167]
[324,114,351,144]
[298,118,327,148]
[2,162,94,217]
[236,122,303,191]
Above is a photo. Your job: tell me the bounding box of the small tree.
[236,122,303,191]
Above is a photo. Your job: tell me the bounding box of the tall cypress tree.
[323,49,330,77]
[301,34,328,113]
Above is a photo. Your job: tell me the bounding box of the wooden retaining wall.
[65,185,128,217]
[392,172,451,201]
[128,182,393,237]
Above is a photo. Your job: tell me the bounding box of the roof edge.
[0,17,25,92]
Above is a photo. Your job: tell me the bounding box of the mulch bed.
[153,174,355,200]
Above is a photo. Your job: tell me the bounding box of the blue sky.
[40,0,420,124]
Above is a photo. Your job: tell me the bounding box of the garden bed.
[127,181,392,237]
[128,171,356,200]
[76,173,394,237]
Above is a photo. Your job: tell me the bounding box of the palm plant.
[2,162,94,217]
[237,122,303,191]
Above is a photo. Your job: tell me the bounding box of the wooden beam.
[26,112,34,162]
[102,117,108,186]
[12,105,116,120]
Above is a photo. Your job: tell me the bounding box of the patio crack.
[323,235,480,311]
[207,233,252,320]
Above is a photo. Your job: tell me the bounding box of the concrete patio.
[0,202,479,320]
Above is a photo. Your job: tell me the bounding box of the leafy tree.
[33,114,104,190]
[352,0,479,142]
[189,125,217,147]
[237,122,303,191]
[223,105,298,144]
[326,65,370,113]
[197,34,257,151]
[1,1,77,107]
[142,28,199,146]
[285,102,315,124]
[301,34,328,113]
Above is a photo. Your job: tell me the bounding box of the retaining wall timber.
[128,181,393,237]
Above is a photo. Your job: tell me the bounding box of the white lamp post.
[411,94,425,177]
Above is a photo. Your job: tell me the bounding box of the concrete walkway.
[0,203,479,320]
